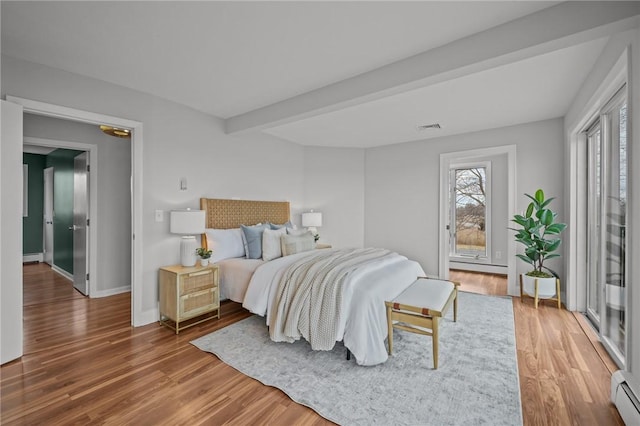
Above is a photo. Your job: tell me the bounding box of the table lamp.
[301,210,322,237]
[170,209,205,267]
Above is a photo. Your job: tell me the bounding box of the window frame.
[448,160,492,264]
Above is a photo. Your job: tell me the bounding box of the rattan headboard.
[200,198,290,250]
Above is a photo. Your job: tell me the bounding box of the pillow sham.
[262,227,287,261]
[241,223,270,259]
[281,232,315,257]
[205,228,245,262]
[287,227,310,236]
[269,221,296,230]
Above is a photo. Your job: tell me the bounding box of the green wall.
[22,153,46,254]
[46,149,83,274]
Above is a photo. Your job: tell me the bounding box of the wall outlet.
[495,251,502,259]
[155,210,164,222]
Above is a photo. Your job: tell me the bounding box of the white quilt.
[243,248,425,365]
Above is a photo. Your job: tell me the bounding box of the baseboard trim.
[450,262,508,275]
[135,308,159,327]
[92,286,131,298]
[23,253,43,263]
[51,265,73,281]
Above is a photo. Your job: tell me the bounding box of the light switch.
[155,210,163,222]
[180,177,187,191]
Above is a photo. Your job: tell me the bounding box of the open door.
[43,167,54,265]
[72,152,89,295]
[1,100,25,364]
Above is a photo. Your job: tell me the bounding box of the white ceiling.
[2,1,632,148]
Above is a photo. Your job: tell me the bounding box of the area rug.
[191,291,522,425]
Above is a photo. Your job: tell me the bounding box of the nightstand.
[316,243,332,249]
[159,264,220,334]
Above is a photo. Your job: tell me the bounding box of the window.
[450,163,491,261]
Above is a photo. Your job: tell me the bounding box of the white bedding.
[217,257,264,302]
[243,248,425,365]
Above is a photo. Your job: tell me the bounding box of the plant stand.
[520,274,561,309]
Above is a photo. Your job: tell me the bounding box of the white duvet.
[243,248,425,365]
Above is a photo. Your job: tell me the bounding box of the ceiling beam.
[226,1,640,134]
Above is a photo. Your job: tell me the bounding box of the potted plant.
[510,189,567,298]
[196,247,212,266]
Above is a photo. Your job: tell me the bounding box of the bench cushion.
[392,279,454,313]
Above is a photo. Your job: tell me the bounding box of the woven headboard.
[200,198,290,250]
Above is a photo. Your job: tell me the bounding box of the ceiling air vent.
[416,123,441,131]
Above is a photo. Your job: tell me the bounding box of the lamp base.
[180,236,198,267]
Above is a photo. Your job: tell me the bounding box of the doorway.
[8,94,144,328]
[583,86,628,367]
[439,145,517,295]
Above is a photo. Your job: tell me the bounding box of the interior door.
[1,99,25,363]
[73,152,89,295]
[43,167,54,266]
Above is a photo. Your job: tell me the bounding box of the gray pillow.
[241,223,269,259]
[269,221,294,230]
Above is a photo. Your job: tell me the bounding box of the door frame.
[9,96,145,326]
[439,145,517,295]
[25,137,96,294]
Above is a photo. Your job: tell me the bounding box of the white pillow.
[205,228,246,262]
[281,232,315,256]
[262,227,287,261]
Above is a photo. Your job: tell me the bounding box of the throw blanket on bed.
[269,248,393,350]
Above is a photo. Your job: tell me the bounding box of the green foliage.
[196,247,212,259]
[510,189,567,278]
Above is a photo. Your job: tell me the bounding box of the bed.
[200,197,425,366]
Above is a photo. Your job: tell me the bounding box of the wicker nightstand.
[158,264,220,334]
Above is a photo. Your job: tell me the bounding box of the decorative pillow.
[262,227,287,261]
[241,223,269,259]
[287,228,310,236]
[269,221,296,230]
[281,232,315,256]
[205,228,245,262]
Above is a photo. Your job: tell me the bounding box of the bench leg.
[453,288,458,322]
[433,317,439,369]
[386,305,393,355]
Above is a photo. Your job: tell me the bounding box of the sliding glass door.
[586,123,601,327]
[586,86,627,366]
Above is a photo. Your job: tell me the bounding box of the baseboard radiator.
[611,370,640,425]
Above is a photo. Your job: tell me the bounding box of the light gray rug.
[191,291,522,425]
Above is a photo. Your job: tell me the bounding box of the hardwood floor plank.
[0,264,623,425]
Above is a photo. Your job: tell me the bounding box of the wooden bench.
[385,277,459,369]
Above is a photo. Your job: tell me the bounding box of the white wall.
[365,118,565,279]
[23,114,132,294]
[564,28,640,376]
[303,146,365,248]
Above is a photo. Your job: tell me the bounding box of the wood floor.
[1,264,623,425]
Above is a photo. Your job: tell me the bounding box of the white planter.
[200,258,209,267]
[521,274,557,299]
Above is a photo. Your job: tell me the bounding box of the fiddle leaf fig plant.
[510,189,567,278]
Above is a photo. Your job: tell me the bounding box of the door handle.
[68,225,78,231]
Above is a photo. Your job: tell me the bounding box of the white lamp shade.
[302,211,322,227]
[170,209,205,235]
